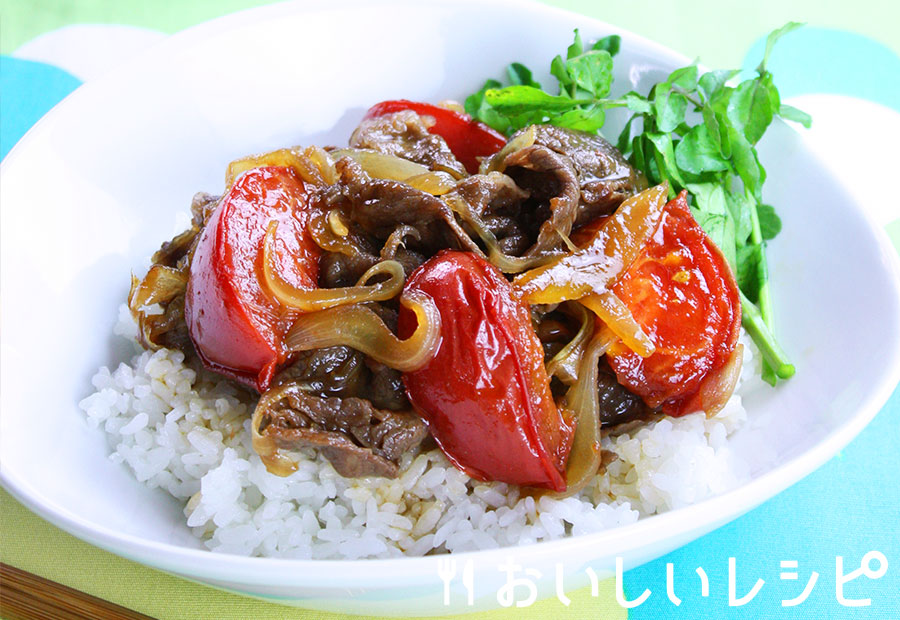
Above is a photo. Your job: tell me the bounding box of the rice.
[78,306,762,559]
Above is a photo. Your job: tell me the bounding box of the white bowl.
[2,0,899,615]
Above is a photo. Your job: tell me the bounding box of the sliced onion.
[380,225,421,258]
[285,290,441,372]
[443,193,557,273]
[545,304,595,385]
[580,291,655,358]
[128,265,188,350]
[437,99,466,114]
[329,148,430,182]
[513,184,668,304]
[404,171,457,195]
[226,146,336,189]
[549,326,618,498]
[432,163,468,180]
[263,221,405,311]
[305,146,338,185]
[129,265,186,310]
[680,344,745,417]
[250,383,300,476]
[327,209,349,237]
[478,125,536,174]
[555,223,578,253]
[308,208,362,257]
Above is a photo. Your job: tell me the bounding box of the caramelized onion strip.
[308,209,362,257]
[478,125,536,174]
[545,304,595,385]
[513,183,668,303]
[327,209,349,236]
[263,221,405,311]
[328,149,457,195]
[127,265,188,351]
[330,148,430,181]
[305,146,338,185]
[129,265,186,310]
[580,292,655,358]
[250,383,301,477]
[284,290,441,372]
[381,225,421,259]
[550,326,618,498]
[443,193,557,273]
[226,146,337,189]
[681,344,745,417]
[404,171,457,195]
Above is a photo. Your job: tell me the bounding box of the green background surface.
[3,0,899,67]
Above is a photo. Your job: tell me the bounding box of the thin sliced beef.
[153,228,196,271]
[318,249,380,288]
[275,341,410,409]
[271,428,398,478]
[535,312,576,360]
[349,109,468,178]
[503,144,581,257]
[449,172,530,255]
[526,125,642,226]
[365,361,408,411]
[317,227,427,289]
[151,192,217,271]
[597,356,659,429]
[273,345,368,397]
[253,381,427,478]
[318,158,480,257]
[445,144,581,261]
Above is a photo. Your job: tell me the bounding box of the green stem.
[597,99,631,108]
[747,194,774,327]
[672,89,704,109]
[739,291,795,382]
[745,191,780,383]
[652,149,671,193]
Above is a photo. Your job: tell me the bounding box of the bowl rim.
[2,0,900,589]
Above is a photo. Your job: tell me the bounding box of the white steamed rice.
[78,304,762,558]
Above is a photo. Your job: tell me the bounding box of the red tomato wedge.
[606,191,741,416]
[399,250,574,491]
[185,166,320,392]
[364,100,506,174]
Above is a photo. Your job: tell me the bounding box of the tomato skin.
[185,166,319,392]
[607,191,741,415]
[399,251,574,491]
[364,100,506,174]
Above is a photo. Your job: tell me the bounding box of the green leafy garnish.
[465,25,811,385]
[465,31,622,135]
